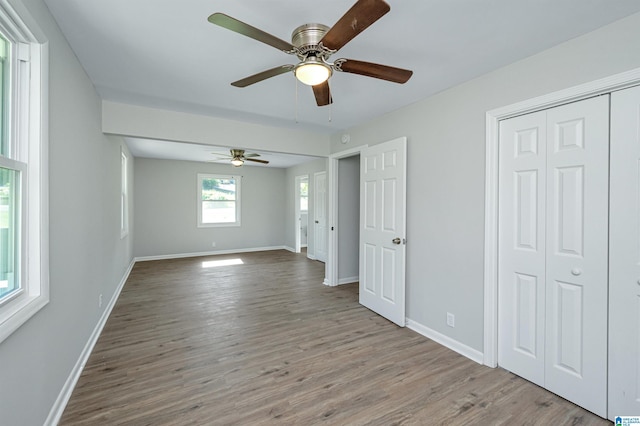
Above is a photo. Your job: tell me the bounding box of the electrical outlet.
[212,241,216,247]
[98,293,103,309]
[446,312,455,328]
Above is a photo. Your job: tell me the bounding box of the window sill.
[0,292,49,344]
[197,222,241,228]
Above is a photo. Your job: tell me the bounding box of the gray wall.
[337,155,360,282]
[0,0,134,424]
[134,158,286,257]
[330,12,640,352]
[284,158,327,258]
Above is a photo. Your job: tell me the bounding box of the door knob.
[315,220,319,224]
[571,268,582,276]
[392,237,402,245]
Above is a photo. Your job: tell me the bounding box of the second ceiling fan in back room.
[207,0,413,107]
[209,149,269,167]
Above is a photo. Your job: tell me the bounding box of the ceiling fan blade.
[244,153,261,158]
[245,158,270,164]
[336,59,413,83]
[211,152,232,158]
[208,13,295,53]
[320,0,390,51]
[312,81,332,106]
[231,65,294,87]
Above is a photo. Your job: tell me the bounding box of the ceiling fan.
[210,149,270,167]
[207,0,413,106]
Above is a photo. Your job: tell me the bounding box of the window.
[0,167,20,301]
[0,2,48,343]
[120,150,128,238]
[300,179,308,212]
[197,173,241,227]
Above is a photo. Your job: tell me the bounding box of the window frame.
[197,173,241,228]
[0,0,49,344]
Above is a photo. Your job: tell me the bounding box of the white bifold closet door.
[609,84,640,417]
[498,95,609,417]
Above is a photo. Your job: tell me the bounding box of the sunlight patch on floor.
[201,258,244,268]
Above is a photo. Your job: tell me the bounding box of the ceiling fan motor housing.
[230,149,245,159]
[291,23,332,60]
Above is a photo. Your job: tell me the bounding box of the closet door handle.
[571,268,582,276]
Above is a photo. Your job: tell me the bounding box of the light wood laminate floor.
[60,250,610,425]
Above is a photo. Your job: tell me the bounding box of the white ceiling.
[43,0,640,164]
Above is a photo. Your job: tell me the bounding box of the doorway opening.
[336,155,360,285]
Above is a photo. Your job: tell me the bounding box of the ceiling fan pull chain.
[328,86,332,122]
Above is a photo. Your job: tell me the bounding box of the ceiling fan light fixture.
[294,58,332,86]
[231,158,244,167]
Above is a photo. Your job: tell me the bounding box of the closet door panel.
[498,111,547,387]
[544,96,609,418]
[609,85,640,417]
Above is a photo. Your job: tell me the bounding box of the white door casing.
[609,85,640,417]
[314,171,327,263]
[498,96,609,417]
[359,137,407,327]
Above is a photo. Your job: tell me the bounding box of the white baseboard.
[135,246,288,262]
[337,276,358,285]
[45,259,136,426]
[307,253,316,260]
[283,246,296,253]
[406,319,484,365]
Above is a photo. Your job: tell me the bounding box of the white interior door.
[498,96,609,417]
[359,137,406,326]
[314,171,327,262]
[609,84,640,418]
